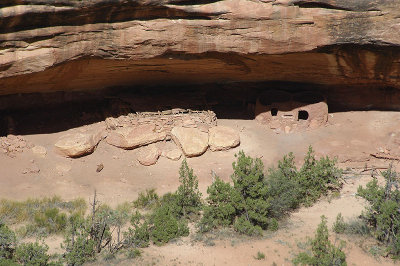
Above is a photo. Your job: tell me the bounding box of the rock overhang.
[1,0,400,106]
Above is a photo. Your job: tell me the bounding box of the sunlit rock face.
[1,0,400,107]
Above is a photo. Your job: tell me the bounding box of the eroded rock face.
[209,126,240,151]
[1,0,400,98]
[171,127,209,157]
[106,124,166,149]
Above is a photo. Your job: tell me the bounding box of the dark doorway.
[298,110,309,120]
[271,108,278,116]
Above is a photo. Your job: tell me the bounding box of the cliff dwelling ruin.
[3,0,400,264]
[255,90,328,133]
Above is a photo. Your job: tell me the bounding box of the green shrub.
[150,202,189,245]
[0,223,16,260]
[33,208,67,235]
[342,219,369,236]
[63,195,140,264]
[175,159,203,217]
[231,151,270,231]
[0,259,18,266]
[233,216,262,236]
[133,189,159,210]
[294,216,347,266]
[126,248,141,259]
[333,213,346,234]
[198,148,342,236]
[268,218,279,232]
[124,211,149,248]
[0,196,86,239]
[15,242,50,266]
[266,152,302,217]
[255,251,265,260]
[0,196,86,226]
[198,177,238,232]
[63,213,96,265]
[357,164,400,258]
[297,146,343,206]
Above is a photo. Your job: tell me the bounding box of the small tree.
[297,146,342,206]
[150,202,189,245]
[266,152,302,217]
[176,159,202,217]
[332,213,346,234]
[15,242,50,266]
[198,177,239,232]
[231,151,270,232]
[294,216,347,266]
[63,213,96,265]
[124,211,149,248]
[357,164,400,258]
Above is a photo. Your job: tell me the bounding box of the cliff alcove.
[3,1,400,265]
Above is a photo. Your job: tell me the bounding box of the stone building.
[255,90,328,133]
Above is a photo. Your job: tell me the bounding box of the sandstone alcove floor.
[1,109,399,265]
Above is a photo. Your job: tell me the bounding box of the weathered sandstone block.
[209,126,240,151]
[171,127,209,157]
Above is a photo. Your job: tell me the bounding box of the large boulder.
[137,144,161,166]
[54,132,103,157]
[106,124,166,149]
[171,127,209,157]
[54,123,105,157]
[208,126,240,151]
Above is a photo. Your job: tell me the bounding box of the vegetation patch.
[133,189,159,210]
[293,216,347,265]
[0,146,346,264]
[254,251,265,260]
[199,146,343,236]
[356,164,400,259]
[0,196,86,237]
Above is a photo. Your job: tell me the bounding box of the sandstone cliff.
[0,0,400,96]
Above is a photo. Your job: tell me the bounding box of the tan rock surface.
[165,148,182,161]
[56,164,72,176]
[171,127,209,157]
[54,124,105,157]
[32,145,47,157]
[1,0,400,96]
[209,126,240,151]
[137,144,161,166]
[54,133,101,158]
[106,124,166,149]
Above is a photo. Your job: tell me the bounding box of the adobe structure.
[255,90,328,133]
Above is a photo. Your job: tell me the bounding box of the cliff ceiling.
[1,0,400,96]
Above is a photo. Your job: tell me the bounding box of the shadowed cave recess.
[1,43,400,136]
[2,0,400,135]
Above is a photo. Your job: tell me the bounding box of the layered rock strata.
[1,0,400,99]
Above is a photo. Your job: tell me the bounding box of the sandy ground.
[1,110,400,265]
